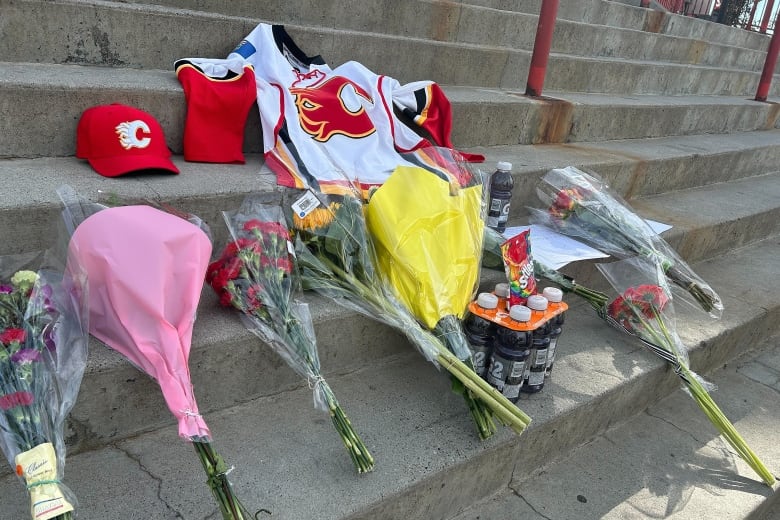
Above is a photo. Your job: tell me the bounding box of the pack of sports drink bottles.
[464,284,567,402]
[466,180,568,401]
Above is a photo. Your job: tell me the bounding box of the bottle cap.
[509,305,532,322]
[494,282,510,299]
[527,294,549,311]
[496,161,512,172]
[476,292,499,310]
[542,287,563,303]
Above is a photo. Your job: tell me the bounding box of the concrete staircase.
[1,0,779,518]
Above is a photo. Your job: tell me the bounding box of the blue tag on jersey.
[232,40,257,59]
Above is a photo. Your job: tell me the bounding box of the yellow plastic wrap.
[366,165,484,329]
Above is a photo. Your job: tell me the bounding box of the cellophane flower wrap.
[207,196,374,474]
[63,196,251,519]
[529,166,723,318]
[598,257,774,486]
[289,153,531,441]
[0,245,89,520]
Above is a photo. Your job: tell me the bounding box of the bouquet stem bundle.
[207,198,373,473]
[291,190,531,438]
[599,258,774,486]
[532,260,609,315]
[433,315,498,438]
[193,440,254,518]
[530,166,722,317]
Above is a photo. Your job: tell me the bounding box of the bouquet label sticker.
[292,190,321,219]
[15,442,74,520]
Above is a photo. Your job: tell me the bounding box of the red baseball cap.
[76,104,179,177]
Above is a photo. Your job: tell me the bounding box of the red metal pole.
[640,0,650,7]
[525,0,560,97]
[755,10,780,101]
[760,0,776,33]
[747,0,759,30]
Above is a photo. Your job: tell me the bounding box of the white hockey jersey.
[221,23,482,193]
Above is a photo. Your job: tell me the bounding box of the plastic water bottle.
[522,294,550,394]
[486,305,532,402]
[463,292,498,378]
[542,287,566,377]
[486,161,514,234]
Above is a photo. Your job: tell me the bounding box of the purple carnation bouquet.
[0,251,89,520]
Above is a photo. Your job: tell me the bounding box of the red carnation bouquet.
[0,246,89,520]
[207,196,374,474]
[598,257,774,486]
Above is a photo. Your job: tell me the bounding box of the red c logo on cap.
[115,120,152,150]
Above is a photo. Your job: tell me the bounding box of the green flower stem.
[434,347,531,434]
[570,205,717,313]
[679,364,776,486]
[311,255,530,436]
[192,441,250,520]
[649,306,774,486]
[435,317,497,440]
[533,260,608,314]
[282,315,374,474]
[463,389,496,439]
[322,383,375,473]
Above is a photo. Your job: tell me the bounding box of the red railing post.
[760,0,776,33]
[747,0,760,31]
[755,11,780,101]
[525,0,560,97]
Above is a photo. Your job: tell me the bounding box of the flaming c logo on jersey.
[291,76,376,142]
[115,120,152,150]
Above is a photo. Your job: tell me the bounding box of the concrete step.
[463,0,772,51]
[5,0,771,73]
[2,129,779,256]
[0,149,774,452]
[1,0,777,518]
[122,0,650,34]
[449,331,780,520]
[448,91,780,147]
[1,231,777,519]
[4,2,780,98]
[2,60,780,157]
[488,130,780,197]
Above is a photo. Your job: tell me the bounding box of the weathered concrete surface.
[1,0,779,518]
[1,235,778,518]
[450,334,780,520]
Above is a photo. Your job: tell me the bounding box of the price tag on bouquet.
[292,189,321,218]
